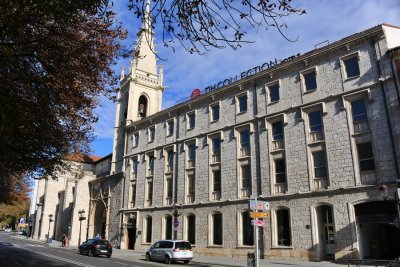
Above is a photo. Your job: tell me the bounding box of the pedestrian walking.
[62,234,66,247]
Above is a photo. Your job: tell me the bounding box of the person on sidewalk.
[62,234,66,247]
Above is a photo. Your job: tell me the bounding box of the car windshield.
[96,240,110,245]
[175,242,192,250]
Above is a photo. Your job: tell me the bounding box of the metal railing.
[353,120,369,134]
[309,130,324,142]
[313,177,328,189]
[272,139,284,150]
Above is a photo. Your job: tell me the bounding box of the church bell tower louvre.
[111,0,165,173]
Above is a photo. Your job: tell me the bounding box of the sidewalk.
[19,236,346,267]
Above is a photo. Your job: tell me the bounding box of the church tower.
[111,0,164,173]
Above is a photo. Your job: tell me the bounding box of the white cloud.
[91,0,400,156]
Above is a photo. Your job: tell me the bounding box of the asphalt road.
[0,232,180,267]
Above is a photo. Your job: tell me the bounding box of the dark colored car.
[78,239,112,258]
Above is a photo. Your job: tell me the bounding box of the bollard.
[247,252,255,267]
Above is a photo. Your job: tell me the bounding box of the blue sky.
[90,0,400,157]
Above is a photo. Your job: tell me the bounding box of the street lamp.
[47,214,53,243]
[78,209,86,246]
[172,204,181,240]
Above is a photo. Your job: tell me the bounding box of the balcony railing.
[360,170,376,185]
[313,177,328,189]
[353,120,369,134]
[272,139,284,150]
[186,194,195,203]
[212,191,221,201]
[212,154,221,163]
[146,199,152,207]
[187,160,195,168]
[130,201,135,208]
[240,147,250,157]
[241,188,251,198]
[309,130,324,142]
[274,183,287,194]
[165,197,172,205]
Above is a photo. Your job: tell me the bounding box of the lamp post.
[47,214,53,243]
[78,209,86,246]
[172,204,181,240]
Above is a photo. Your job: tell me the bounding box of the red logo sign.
[191,88,202,99]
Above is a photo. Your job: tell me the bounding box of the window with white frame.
[342,54,360,79]
[144,216,152,243]
[271,121,284,150]
[237,93,248,113]
[273,158,287,194]
[210,103,220,122]
[211,212,223,245]
[148,126,155,142]
[187,143,196,168]
[357,142,376,184]
[185,214,196,245]
[133,132,139,147]
[165,176,173,205]
[269,83,280,103]
[240,211,254,246]
[240,165,251,198]
[211,170,221,201]
[211,136,221,163]
[146,178,153,206]
[187,112,196,130]
[302,69,317,92]
[167,119,174,137]
[239,129,250,157]
[308,110,324,142]
[351,99,369,133]
[275,209,291,246]
[147,154,155,177]
[132,158,139,179]
[312,151,328,189]
[130,182,136,208]
[186,174,195,203]
[166,150,174,173]
[163,215,173,240]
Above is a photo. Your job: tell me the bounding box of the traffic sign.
[173,218,180,230]
[249,200,270,211]
[250,212,270,219]
[251,219,265,226]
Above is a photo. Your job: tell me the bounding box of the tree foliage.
[0,0,127,186]
[128,0,305,53]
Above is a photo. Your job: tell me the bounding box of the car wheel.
[183,260,190,264]
[79,249,82,255]
[106,254,111,258]
[146,253,152,261]
[88,249,94,257]
[164,255,171,264]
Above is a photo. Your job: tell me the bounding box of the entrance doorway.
[127,217,136,250]
[94,201,107,239]
[313,204,335,260]
[355,201,400,259]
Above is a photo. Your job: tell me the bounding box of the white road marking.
[113,262,127,265]
[34,252,96,267]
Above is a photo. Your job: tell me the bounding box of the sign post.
[249,198,270,267]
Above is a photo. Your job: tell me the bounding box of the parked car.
[18,230,27,235]
[78,239,112,258]
[146,240,193,264]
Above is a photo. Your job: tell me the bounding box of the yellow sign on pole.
[250,212,270,219]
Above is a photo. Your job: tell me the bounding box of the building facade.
[31,11,400,262]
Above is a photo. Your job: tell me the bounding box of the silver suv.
[146,240,193,264]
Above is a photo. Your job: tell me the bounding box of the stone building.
[115,22,400,261]
[31,2,400,261]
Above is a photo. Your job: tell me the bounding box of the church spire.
[131,0,157,76]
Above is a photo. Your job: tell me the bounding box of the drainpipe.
[173,111,181,240]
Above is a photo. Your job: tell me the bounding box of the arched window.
[240,211,254,246]
[275,208,291,246]
[138,95,148,117]
[185,214,196,245]
[210,212,223,245]
[163,215,173,240]
[144,216,152,243]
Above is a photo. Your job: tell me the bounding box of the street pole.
[47,214,53,243]
[78,209,86,246]
[255,197,259,267]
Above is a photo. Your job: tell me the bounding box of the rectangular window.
[272,121,283,141]
[211,104,220,122]
[357,142,375,172]
[308,110,324,141]
[269,84,280,103]
[276,209,291,246]
[212,137,221,163]
[212,213,223,245]
[212,170,221,200]
[164,216,173,240]
[149,127,155,142]
[187,174,195,203]
[147,179,153,206]
[240,129,250,157]
[241,165,251,198]
[166,150,174,172]
[133,132,139,147]
[304,71,317,91]
[344,56,360,78]
[167,120,174,136]
[133,159,139,178]
[313,151,327,178]
[148,155,155,176]
[130,183,136,208]
[275,159,286,183]
[242,212,254,246]
[351,99,369,133]
[187,215,196,245]
[238,94,248,113]
[188,113,196,129]
[166,177,173,204]
[188,143,196,168]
